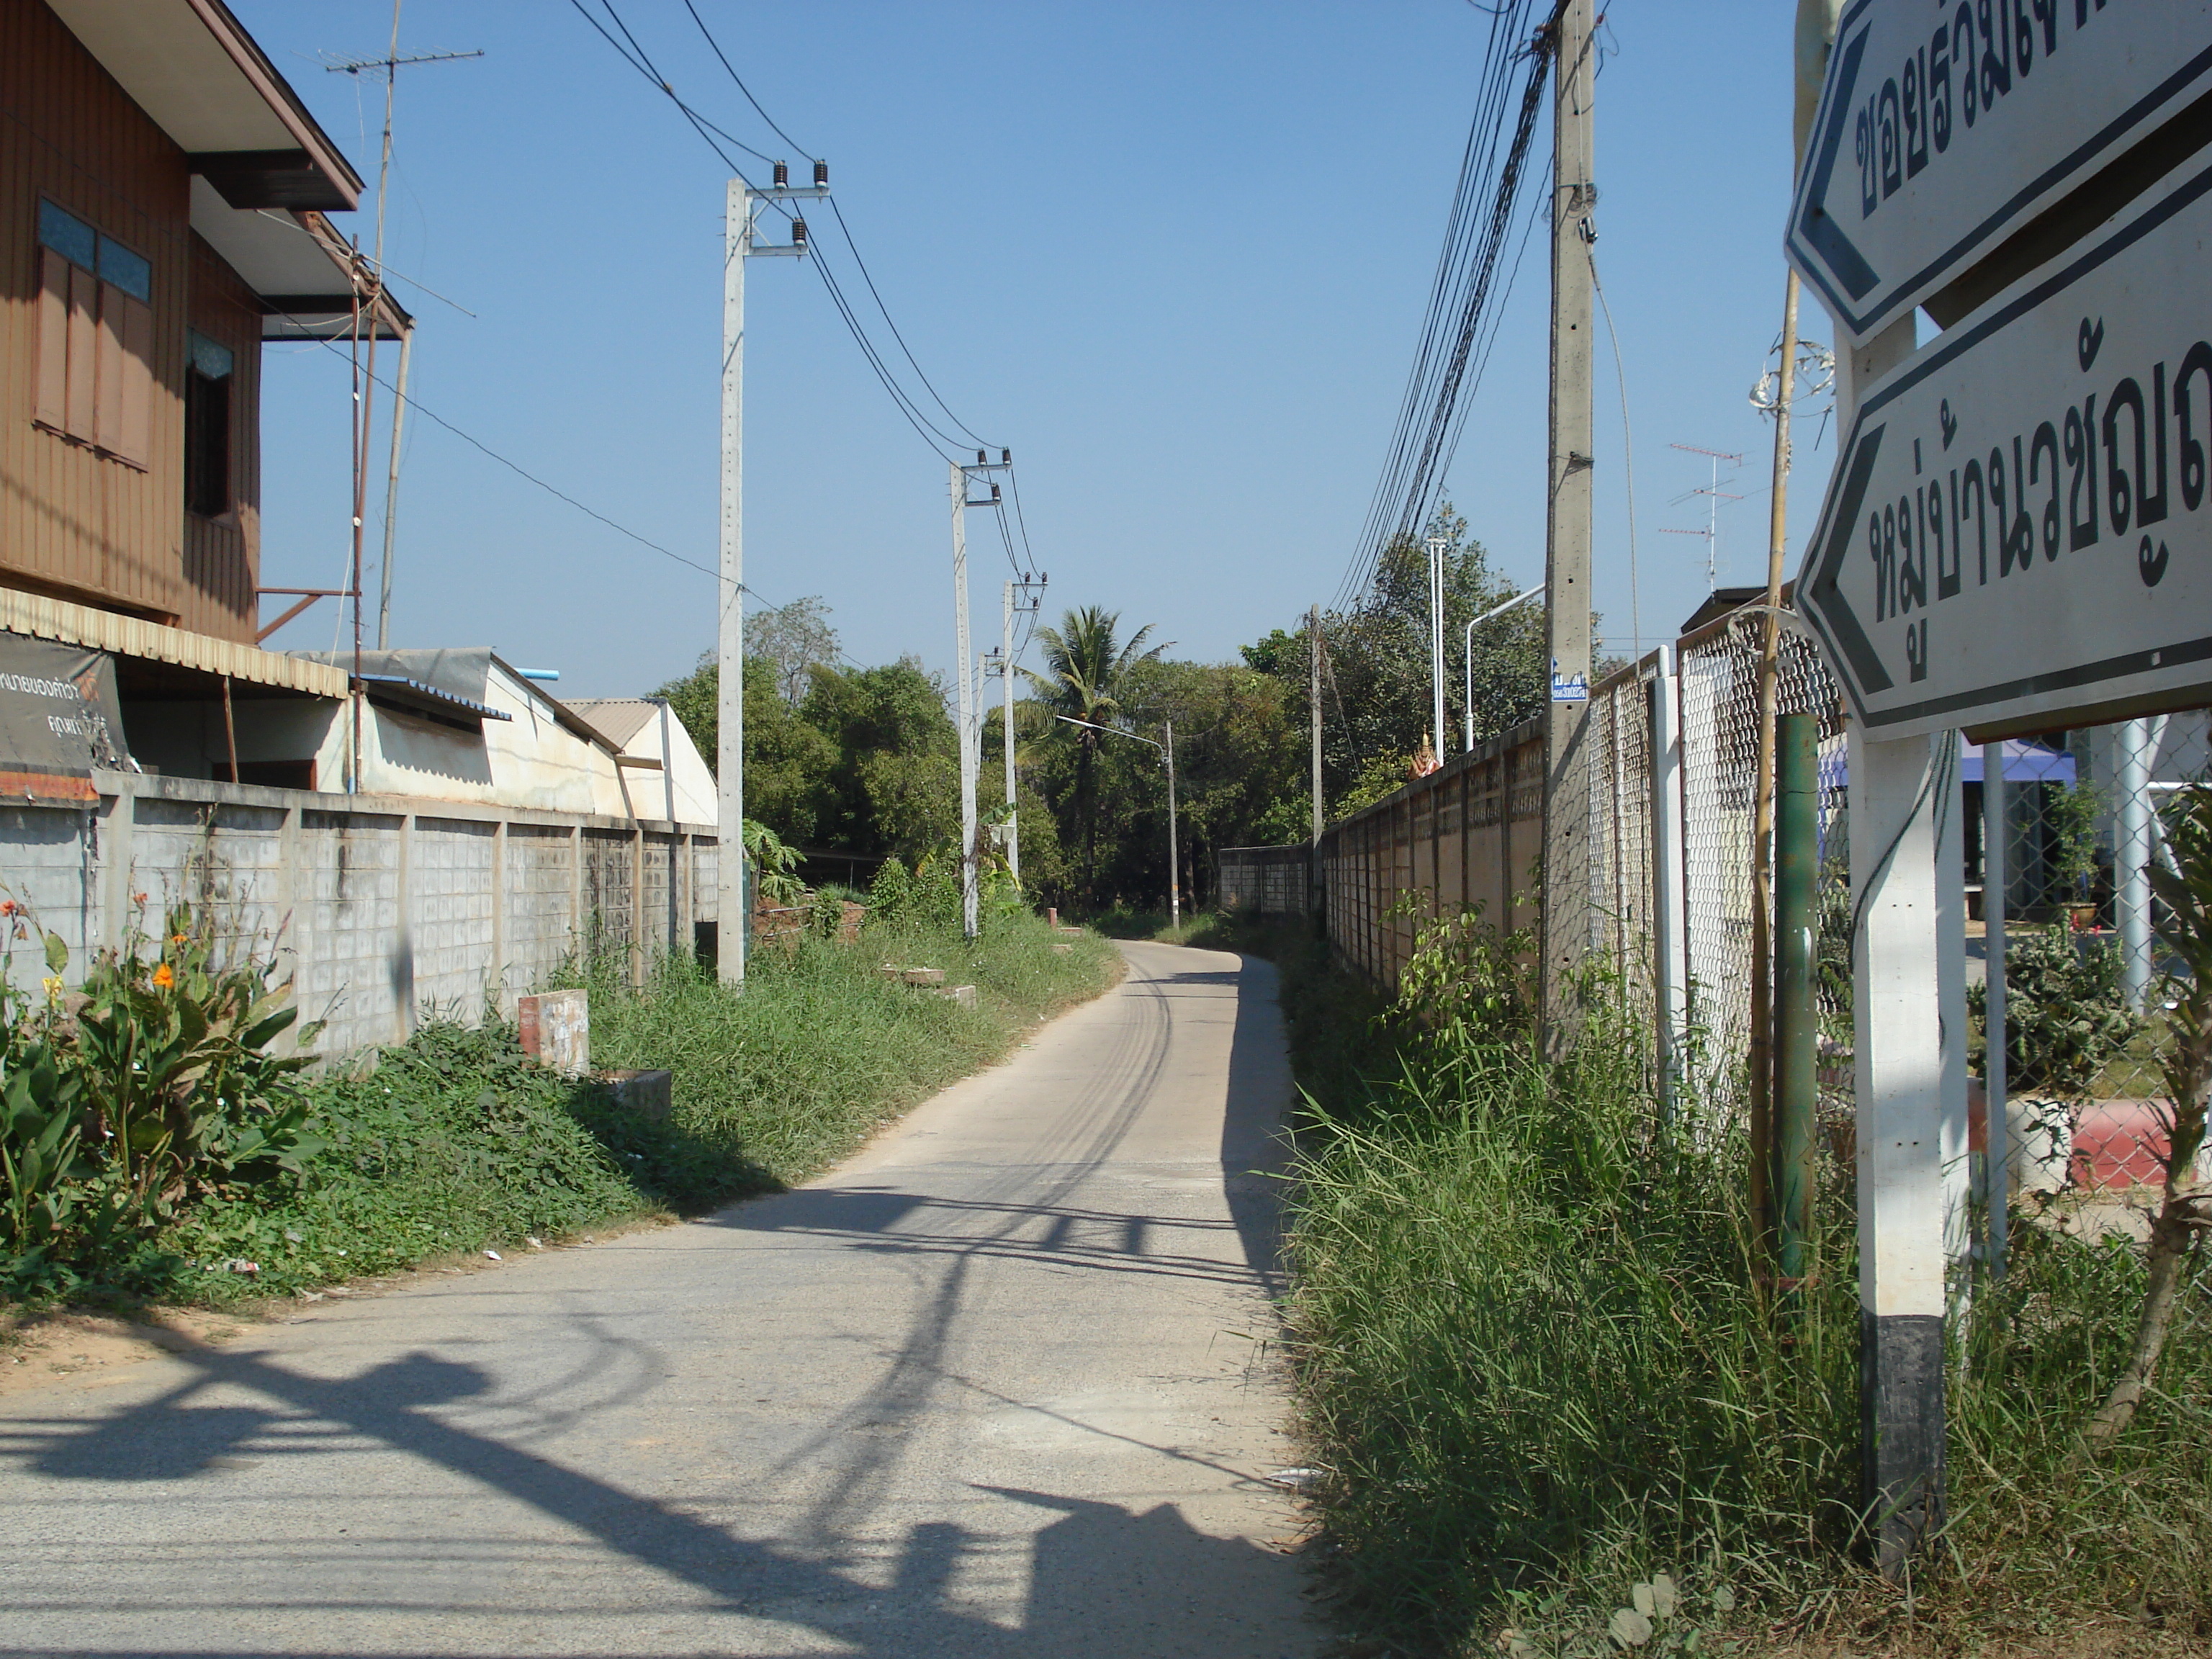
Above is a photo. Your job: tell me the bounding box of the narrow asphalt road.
[1,942,1318,1658]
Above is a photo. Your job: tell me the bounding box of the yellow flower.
[151,963,175,989]
[40,975,60,1000]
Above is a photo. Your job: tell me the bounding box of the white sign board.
[1787,0,2212,346]
[1797,152,2212,739]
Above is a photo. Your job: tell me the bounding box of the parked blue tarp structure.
[1816,735,2075,792]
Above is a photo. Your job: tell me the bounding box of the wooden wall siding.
[0,0,260,643]
[184,233,259,634]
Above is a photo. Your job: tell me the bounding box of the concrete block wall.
[0,772,717,1059]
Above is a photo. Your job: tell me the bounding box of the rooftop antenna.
[324,11,482,652]
[1661,441,1745,593]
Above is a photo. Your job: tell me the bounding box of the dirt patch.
[0,1215,685,1401]
[0,1308,248,1401]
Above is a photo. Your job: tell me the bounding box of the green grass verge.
[1239,920,2212,1658]
[19,913,1118,1310]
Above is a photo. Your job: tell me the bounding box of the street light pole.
[719,164,825,984]
[1055,714,1176,929]
[1463,586,1544,753]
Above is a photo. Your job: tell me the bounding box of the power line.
[1336,0,1557,610]
[271,309,768,606]
[679,0,816,162]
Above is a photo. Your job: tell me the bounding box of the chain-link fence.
[1976,714,2212,1228]
[1672,610,1848,1119]
[1296,595,2206,1242]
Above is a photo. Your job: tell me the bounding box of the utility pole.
[950,450,1012,939]
[720,162,827,984]
[1426,536,1447,764]
[325,10,480,651]
[997,576,1044,885]
[1165,719,1179,931]
[1309,604,1323,845]
[1540,0,1597,1039]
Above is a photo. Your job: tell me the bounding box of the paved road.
[1,943,1316,1658]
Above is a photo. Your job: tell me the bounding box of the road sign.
[1797,150,2212,740]
[1787,0,2212,346]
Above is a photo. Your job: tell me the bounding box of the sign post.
[1791,0,2212,1580]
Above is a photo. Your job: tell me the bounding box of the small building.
[565,698,718,823]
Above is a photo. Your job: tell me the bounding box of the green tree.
[1244,502,1543,820]
[1024,607,1164,901]
[745,595,840,706]
[800,657,960,860]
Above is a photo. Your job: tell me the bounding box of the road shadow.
[2,1336,1310,1656]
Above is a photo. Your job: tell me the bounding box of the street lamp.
[1463,586,1543,754]
[1056,714,1179,930]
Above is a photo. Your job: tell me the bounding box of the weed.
[1250,917,2212,1656]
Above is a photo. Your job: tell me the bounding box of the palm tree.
[1025,606,1164,902]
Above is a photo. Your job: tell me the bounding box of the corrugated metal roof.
[0,588,348,698]
[564,698,660,748]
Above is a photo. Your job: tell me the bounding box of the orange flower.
[0,901,17,917]
[151,963,175,989]
[171,932,189,946]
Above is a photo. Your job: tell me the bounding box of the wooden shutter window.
[34,249,68,431]
[63,264,96,443]
[112,292,153,469]
[94,282,126,456]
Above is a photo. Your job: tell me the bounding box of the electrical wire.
[567,0,1049,595]
[680,0,817,160]
[1589,247,1641,662]
[1336,0,1558,611]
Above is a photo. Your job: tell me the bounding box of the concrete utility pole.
[950,460,977,939]
[1002,582,1019,886]
[1540,0,1597,1038]
[950,452,1014,939]
[720,165,826,984]
[1309,605,1323,845]
[997,576,1043,886]
[1426,535,1448,763]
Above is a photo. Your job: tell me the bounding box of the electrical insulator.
[773,161,788,188]
[791,218,807,248]
[1001,449,1011,464]
[976,449,987,464]
[814,160,830,188]
[992,485,1002,502]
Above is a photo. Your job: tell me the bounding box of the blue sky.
[231,1,1831,699]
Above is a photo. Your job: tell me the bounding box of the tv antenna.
[321,6,481,651]
[1661,442,1744,593]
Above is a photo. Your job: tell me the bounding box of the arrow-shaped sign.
[1797,150,2212,739]
[1786,0,2212,346]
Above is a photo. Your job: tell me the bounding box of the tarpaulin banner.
[0,631,129,800]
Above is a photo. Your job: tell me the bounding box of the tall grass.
[575,912,1119,1187]
[6,912,1117,1308]
[1264,925,2212,1655]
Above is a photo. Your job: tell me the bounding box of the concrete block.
[935,984,976,1007]
[1052,943,1071,955]
[897,966,945,986]
[517,989,589,1075]
[600,1068,672,1121]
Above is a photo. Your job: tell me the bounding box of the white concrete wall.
[0,772,719,1060]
